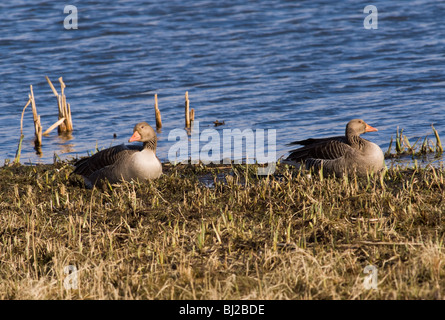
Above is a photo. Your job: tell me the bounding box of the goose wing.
[73,144,142,177]
[286,136,352,163]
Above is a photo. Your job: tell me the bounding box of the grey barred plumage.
[284,119,384,177]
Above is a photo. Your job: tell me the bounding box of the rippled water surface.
[1,0,445,166]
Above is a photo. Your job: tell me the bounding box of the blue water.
[1,0,445,166]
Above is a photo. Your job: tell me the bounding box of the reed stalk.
[14,98,32,164]
[396,127,404,154]
[154,94,162,131]
[29,85,42,148]
[420,136,429,154]
[185,91,190,128]
[57,94,67,133]
[190,108,195,122]
[43,118,66,135]
[46,76,73,133]
[385,136,393,157]
[59,77,73,132]
[14,134,24,164]
[432,124,443,154]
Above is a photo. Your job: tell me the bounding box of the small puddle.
[198,172,231,188]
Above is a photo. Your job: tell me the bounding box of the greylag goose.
[73,122,162,188]
[284,119,384,176]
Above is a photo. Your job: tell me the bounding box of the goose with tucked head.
[73,122,162,188]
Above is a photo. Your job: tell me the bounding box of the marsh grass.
[386,125,443,159]
[0,161,445,299]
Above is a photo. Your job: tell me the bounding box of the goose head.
[128,122,157,149]
[346,119,378,137]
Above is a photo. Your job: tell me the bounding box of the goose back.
[73,144,142,177]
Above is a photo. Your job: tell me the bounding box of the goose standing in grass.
[284,119,384,177]
[73,122,162,188]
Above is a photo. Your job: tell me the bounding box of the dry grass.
[0,161,444,299]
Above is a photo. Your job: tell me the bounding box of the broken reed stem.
[46,76,73,133]
[59,77,65,96]
[29,85,42,147]
[154,94,162,131]
[57,94,67,133]
[43,118,66,135]
[20,98,31,136]
[46,76,67,133]
[185,91,190,128]
[45,76,58,97]
[17,77,74,157]
[190,108,195,122]
[432,124,443,154]
[62,94,73,131]
[396,127,404,154]
[15,98,32,164]
[385,136,393,157]
[66,102,73,131]
[29,86,37,122]
[59,77,73,133]
[35,115,42,148]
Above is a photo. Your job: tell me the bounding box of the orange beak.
[128,131,141,142]
[365,123,378,132]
